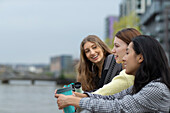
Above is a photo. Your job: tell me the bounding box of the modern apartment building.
[105,16,118,46]
[140,0,170,64]
[50,55,73,77]
[119,0,152,17]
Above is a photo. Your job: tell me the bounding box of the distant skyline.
[0,0,121,64]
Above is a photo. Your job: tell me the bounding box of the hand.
[74,92,88,98]
[55,94,81,109]
[55,94,74,109]
[54,90,65,113]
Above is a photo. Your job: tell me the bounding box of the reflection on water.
[0,80,63,113]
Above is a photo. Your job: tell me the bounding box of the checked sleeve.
[79,82,170,113]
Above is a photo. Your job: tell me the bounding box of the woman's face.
[84,41,104,64]
[112,36,128,64]
[123,42,143,75]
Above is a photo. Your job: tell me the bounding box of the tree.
[112,11,141,47]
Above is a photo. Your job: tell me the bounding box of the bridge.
[0,71,76,85]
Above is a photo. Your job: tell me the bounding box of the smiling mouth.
[92,55,98,59]
[123,62,127,68]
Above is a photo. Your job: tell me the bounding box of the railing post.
[31,80,35,85]
[2,79,9,84]
[55,78,58,85]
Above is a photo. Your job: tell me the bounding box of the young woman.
[92,28,141,95]
[55,35,170,112]
[76,35,122,92]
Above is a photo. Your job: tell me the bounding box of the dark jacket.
[98,54,122,89]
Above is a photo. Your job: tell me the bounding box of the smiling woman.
[123,42,143,76]
[83,42,104,64]
[112,28,142,64]
[76,35,122,92]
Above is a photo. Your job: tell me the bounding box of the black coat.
[98,54,122,89]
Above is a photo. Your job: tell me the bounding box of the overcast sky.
[0,0,121,64]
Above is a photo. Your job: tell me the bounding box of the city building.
[50,55,73,77]
[119,0,152,17]
[105,16,118,46]
[0,64,12,73]
[140,0,170,64]
[12,64,48,74]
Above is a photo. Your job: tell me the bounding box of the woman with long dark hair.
[56,35,170,112]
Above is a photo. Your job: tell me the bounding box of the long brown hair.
[115,28,141,45]
[114,28,141,69]
[76,35,112,91]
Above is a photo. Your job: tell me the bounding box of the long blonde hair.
[76,35,112,91]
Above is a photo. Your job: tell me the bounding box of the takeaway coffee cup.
[74,82,83,93]
[57,86,75,113]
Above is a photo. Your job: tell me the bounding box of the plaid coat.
[80,80,170,113]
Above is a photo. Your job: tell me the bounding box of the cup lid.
[57,87,72,94]
[74,82,81,88]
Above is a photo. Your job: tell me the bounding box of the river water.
[0,80,63,113]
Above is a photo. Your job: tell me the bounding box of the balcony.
[140,1,162,25]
